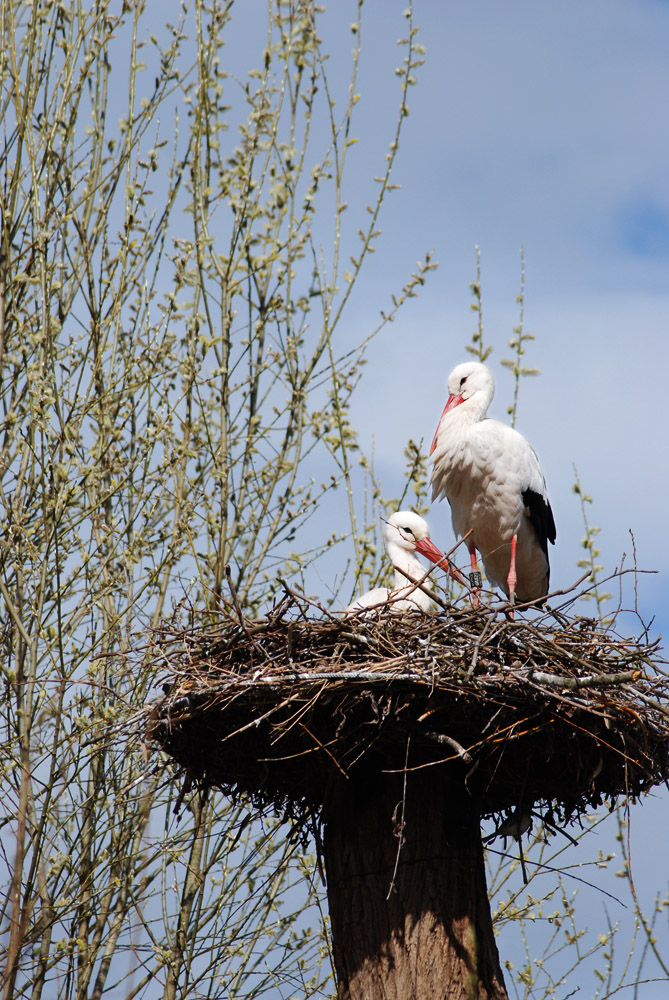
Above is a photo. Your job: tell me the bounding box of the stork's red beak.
[429,392,463,455]
[415,535,468,587]
[414,536,446,565]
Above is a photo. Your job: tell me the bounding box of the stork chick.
[346,511,450,614]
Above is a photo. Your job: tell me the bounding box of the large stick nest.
[142,588,669,831]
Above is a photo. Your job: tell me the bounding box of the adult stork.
[346,510,461,614]
[429,361,556,610]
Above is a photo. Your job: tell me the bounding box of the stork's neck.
[452,391,491,424]
[390,547,428,590]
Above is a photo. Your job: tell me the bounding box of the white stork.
[346,511,453,614]
[429,361,556,610]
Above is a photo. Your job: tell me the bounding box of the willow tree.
[0,1,430,997]
[3,3,667,1000]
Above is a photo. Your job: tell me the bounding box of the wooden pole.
[323,763,508,1000]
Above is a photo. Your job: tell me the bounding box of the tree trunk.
[322,763,508,1000]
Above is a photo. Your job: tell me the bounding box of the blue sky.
[305,0,669,639]
[170,0,668,631]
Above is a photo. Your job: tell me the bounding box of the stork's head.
[430,361,495,454]
[446,361,494,401]
[384,511,444,564]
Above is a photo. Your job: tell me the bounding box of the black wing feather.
[522,487,556,558]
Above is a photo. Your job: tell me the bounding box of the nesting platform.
[144,594,669,831]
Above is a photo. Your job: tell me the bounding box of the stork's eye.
[402,526,414,537]
[459,376,468,388]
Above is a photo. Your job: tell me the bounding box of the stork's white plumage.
[346,511,446,614]
[430,361,556,608]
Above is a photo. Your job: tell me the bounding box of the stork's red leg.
[507,534,518,618]
[468,543,481,609]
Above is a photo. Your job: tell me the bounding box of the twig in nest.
[422,730,473,764]
[468,618,500,677]
[387,736,411,900]
[527,669,642,689]
[225,565,280,666]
